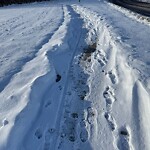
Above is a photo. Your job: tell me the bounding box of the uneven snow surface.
[0,0,150,150]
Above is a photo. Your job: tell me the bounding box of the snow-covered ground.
[0,0,150,150]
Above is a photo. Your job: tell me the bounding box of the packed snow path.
[0,0,150,150]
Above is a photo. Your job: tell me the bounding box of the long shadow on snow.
[131,82,143,150]
[6,5,93,150]
[50,6,94,149]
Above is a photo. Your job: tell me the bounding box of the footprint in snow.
[104,112,116,131]
[80,119,87,128]
[94,51,107,67]
[117,126,132,150]
[80,128,89,143]
[98,59,106,67]
[107,70,118,84]
[87,107,97,125]
[77,117,89,143]
[43,130,51,150]
[71,113,78,119]
[62,116,77,142]
[35,128,42,139]
[103,86,115,111]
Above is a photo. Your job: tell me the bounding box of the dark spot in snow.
[61,132,66,138]
[108,71,112,75]
[56,74,61,82]
[71,113,78,119]
[111,126,115,131]
[120,130,128,136]
[146,61,150,65]
[45,101,51,108]
[48,128,55,133]
[131,44,136,48]
[84,43,96,54]
[80,95,85,100]
[88,58,91,62]
[104,113,109,119]
[69,134,76,142]
[103,91,109,98]
[82,43,97,61]
[2,119,9,126]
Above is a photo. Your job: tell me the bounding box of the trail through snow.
[0,0,150,150]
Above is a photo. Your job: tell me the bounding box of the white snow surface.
[0,0,150,150]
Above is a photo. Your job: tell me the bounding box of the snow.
[0,0,150,150]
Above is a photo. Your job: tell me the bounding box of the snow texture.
[0,0,150,150]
